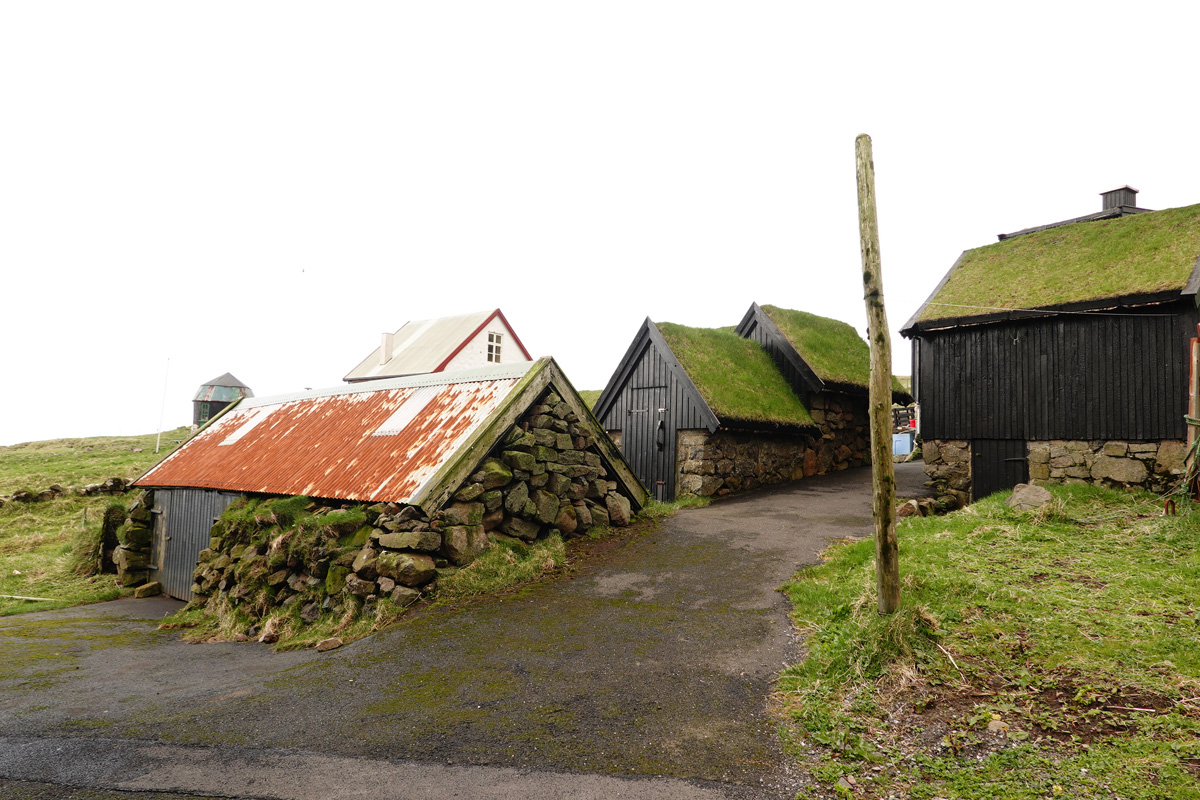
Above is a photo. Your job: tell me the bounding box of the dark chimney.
[1100,186,1138,210]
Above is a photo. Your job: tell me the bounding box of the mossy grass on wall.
[779,484,1200,798]
[918,202,1200,323]
[656,322,815,427]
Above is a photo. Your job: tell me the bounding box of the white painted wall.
[443,319,529,371]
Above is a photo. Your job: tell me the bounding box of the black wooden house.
[902,188,1200,503]
[593,307,899,501]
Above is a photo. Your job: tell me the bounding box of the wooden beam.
[855,133,901,616]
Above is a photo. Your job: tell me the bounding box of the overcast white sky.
[3,2,1198,446]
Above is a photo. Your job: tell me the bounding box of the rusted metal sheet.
[140,364,531,504]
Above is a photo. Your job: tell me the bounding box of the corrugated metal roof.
[140,362,535,505]
[343,309,529,381]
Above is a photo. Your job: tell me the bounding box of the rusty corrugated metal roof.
[140,363,535,504]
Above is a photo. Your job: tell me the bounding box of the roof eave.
[904,290,1189,334]
[900,251,966,337]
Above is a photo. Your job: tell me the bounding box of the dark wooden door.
[971,439,1028,501]
[624,386,674,501]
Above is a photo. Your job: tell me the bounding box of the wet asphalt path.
[0,463,930,799]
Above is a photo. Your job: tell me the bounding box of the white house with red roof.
[344,308,531,383]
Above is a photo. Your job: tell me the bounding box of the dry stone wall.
[923,438,1190,502]
[920,439,971,508]
[112,494,155,588]
[1027,439,1187,493]
[176,388,632,629]
[676,393,869,498]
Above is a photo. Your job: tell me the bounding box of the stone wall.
[179,388,633,631]
[923,438,1190,502]
[675,392,870,498]
[920,439,971,508]
[1027,439,1187,493]
[113,494,155,589]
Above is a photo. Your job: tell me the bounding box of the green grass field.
[0,428,188,615]
[780,484,1200,799]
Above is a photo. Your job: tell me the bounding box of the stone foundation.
[1028,439,1187,493]
[920,439,971,508]
[675,393,870,498]
[922,438,1189,501]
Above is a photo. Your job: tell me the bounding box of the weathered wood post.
[855,133,901,615]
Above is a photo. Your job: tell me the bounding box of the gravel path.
[0,463,930,799]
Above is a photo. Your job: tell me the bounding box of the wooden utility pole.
[855,133,901,615]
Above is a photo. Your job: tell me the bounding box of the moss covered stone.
[502,450,536,473]
[477,458,514,490]
[375,530,443,552]
[325,565,350,595]
[375,552,436,587]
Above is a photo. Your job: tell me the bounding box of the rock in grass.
[315,637,343,652]
[133,581,161,598]
[1006,483,1053,512]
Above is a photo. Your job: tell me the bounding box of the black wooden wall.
[596,338,714,501]
[915,302,1200,442]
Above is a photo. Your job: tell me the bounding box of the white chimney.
[379,332,394,365]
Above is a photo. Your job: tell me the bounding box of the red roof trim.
[433,309,532,372]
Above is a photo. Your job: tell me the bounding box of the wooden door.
[971,439,1028,501]
[624,386,674,501]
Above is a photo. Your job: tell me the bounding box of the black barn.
[902,188,1200,503]
[594,311,888,502]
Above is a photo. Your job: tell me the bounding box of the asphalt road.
[0,463,930,800]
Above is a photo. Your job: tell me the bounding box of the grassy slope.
[0,428,192,495]
[919,203,1200,323]
[0,429,189,615]
[576,389,602,410]
[656,322,815,426]
[780,485,1200,799]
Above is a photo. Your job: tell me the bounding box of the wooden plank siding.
[917,302,1200,442]
[595,331,716,501]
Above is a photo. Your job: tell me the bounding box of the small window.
[487,331,502,363]
[199,402,210,423]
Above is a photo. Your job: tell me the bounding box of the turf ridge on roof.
[760,304,907,395]
[656,323,815,427]
[917,202,1200,324]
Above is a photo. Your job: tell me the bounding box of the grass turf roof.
[760,305,908,395]
[917,202,1200,323]
[656,322,815,427]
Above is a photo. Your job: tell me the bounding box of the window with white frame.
[487,331,502,362]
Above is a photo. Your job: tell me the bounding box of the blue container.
[892,432,915,456]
